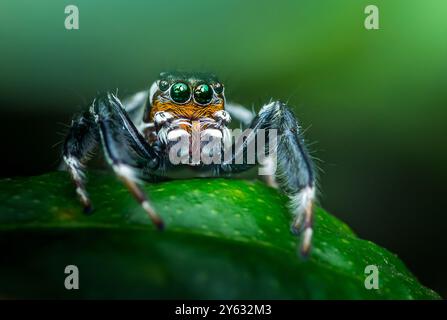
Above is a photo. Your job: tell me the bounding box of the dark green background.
[0,1,446,297]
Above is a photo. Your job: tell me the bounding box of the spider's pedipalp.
[154,111,174,127]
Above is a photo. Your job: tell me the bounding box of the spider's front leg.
[63,93,164,229]
[222,101,316,256]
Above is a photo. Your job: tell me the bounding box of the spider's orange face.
[145,71,225,132]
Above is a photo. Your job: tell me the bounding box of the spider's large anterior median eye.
[170,82,191,103]
[194,83,213,105]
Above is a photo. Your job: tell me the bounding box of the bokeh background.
[0,0,446,297]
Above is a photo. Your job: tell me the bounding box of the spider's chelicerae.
[62,71,317,256]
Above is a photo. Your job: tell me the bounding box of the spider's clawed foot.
[290,225,313,258]
[290,203,314,258]
[141,199,165,231]
[299,226,313,258]
[82,201,94,215]
[75,184,94,215]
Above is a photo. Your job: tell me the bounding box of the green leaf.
[0,171,440,299]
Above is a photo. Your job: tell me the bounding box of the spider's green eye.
[213,82,223,94]
[158,80,169,91]
[194,83,213,105]
[170,82,191,103]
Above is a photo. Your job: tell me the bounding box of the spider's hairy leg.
[271,102,316,256]
[91,92,165,230]
[63,111,99,213]
[112,163,164,230]
[221,101,316,257]
[224,103,281,186]
[260,156,279,189]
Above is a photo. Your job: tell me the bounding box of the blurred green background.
[0,0,446,297]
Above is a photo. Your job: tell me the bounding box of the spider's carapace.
[145,72,225,134]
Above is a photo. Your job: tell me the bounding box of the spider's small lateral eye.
[158,80,169,91]
[170,82,191,104]
[194,83,213,105]
[213,82,223,94]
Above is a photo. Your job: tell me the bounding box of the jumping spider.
[62,71,316,255]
